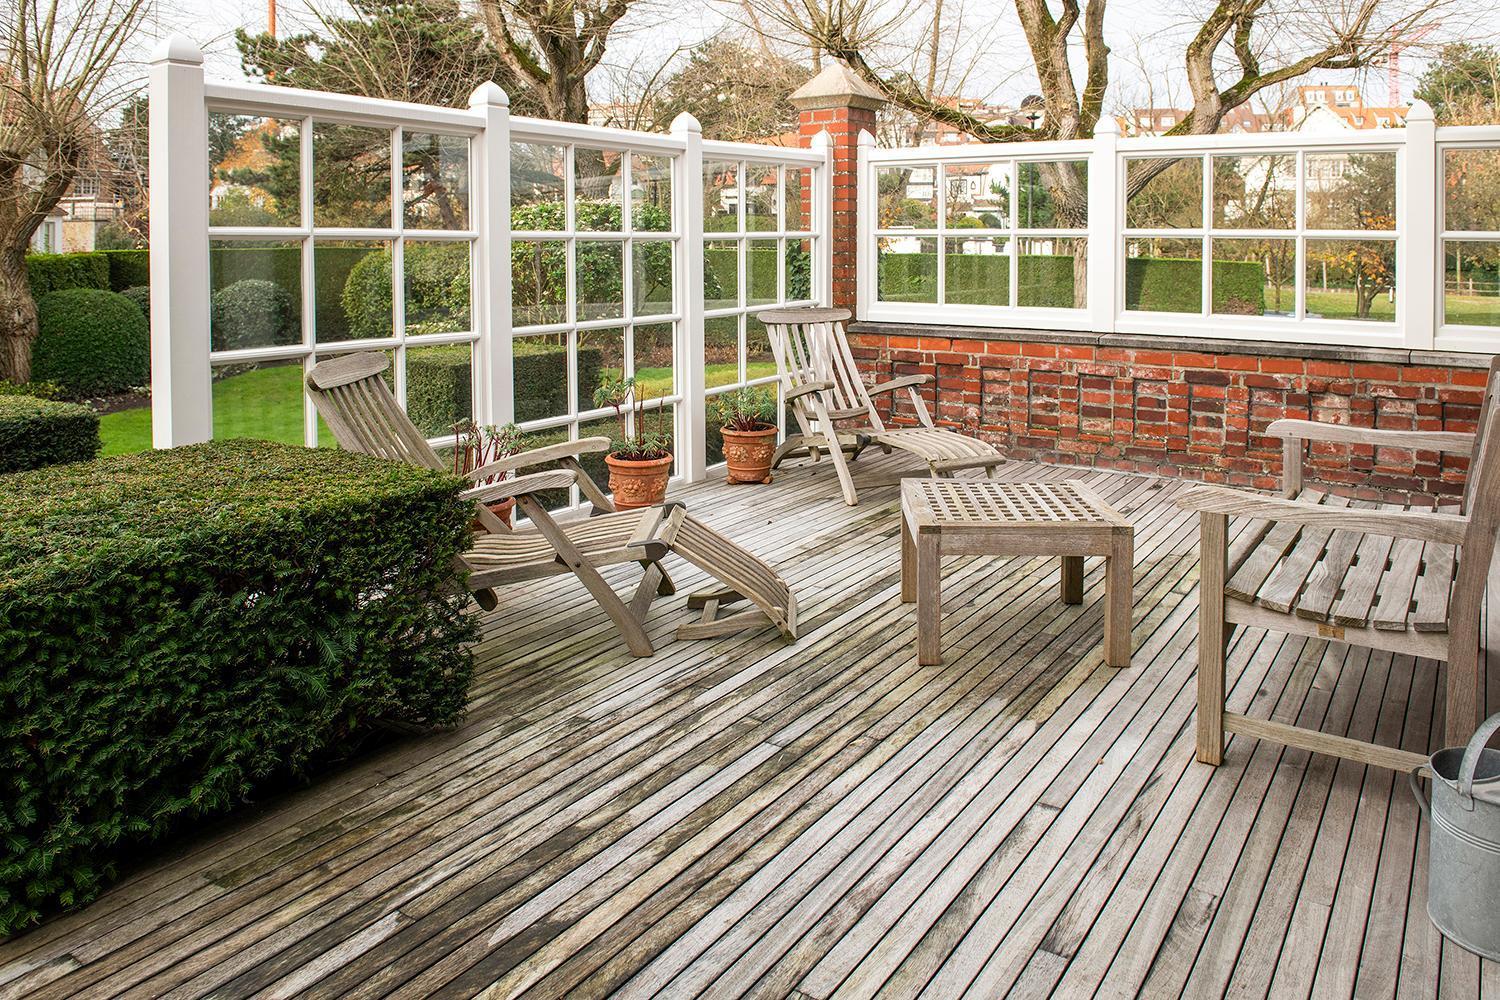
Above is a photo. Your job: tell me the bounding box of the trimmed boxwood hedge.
[0,396,100,472]
[100,249,150,291]
[31,288,151,398]
[0,441,476,934]
[25,253,110,299]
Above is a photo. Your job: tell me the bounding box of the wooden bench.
[1179,357,1500,770]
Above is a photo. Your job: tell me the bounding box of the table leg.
[900,514,915,604]
[1061,555,1084,605]
[916,534,941,664]
[1105,531,1134,668]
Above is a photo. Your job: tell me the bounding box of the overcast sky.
[138,0,1486,115]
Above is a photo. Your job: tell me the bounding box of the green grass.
[99,360,782,457]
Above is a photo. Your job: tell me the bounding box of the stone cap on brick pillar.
[788,62,885,112]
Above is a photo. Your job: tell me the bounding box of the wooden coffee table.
[900,478,1135,667]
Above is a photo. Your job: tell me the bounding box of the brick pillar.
[790,64,884,312]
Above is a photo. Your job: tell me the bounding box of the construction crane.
[1389,22,1438,106]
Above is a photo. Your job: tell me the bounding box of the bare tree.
[0,0,148,383]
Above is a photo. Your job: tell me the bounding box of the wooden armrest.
[467,436,611,481]
[866,374,932,396]
[1267,419,1474,455]
[784,380,834,401]
[460,468,576,503]
[1175,484,1469,545]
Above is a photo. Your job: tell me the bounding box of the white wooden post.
[148,35,212,448]
[1399,98,1437,350]
[855,128,876,321]
[470,82,514,425]
[673,112,707,482]
[812,129,835,305]
[1089,115,1121,334]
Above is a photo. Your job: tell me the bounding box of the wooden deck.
[3,455,1497,999]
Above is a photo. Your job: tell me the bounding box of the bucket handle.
[1458,711,1500,805]
[1409,768,1431,821]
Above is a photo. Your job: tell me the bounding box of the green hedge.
[25,253,110,299]
[211,245,369,343]
[31,289,150,398]
[100,250,150,292]
[0,440,475,934]
[407,345,473,439]
[1124,257,1265,313]
[0,396,100,473]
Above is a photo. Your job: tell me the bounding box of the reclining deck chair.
[306,352,797,657]
[758,307,1002,505]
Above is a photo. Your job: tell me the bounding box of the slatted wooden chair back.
[760,307,886,432]
[1452,358,1500,637]
[305,352,446,471]
[1460,356,1500,517]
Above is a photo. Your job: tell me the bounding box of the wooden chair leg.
[826,435,859,505]
[1197,512,1228,765]
[916,534,941,664]
[1444,635,1481,749]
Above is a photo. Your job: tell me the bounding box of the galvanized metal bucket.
[1410,712,1500,961]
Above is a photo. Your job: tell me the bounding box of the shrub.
[406,344,473,438]
[0,441,475,934]
[0,396,100,472]
[25,252,110,298]
[211,244,366,342]
[122,284,151,320]
[101,249,151,291]
[343,243,470,341]
[31,288,150,398]
[513,339,601,423]
[211,279,298,352]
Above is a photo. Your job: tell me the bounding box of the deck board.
[1,455,1496,1000]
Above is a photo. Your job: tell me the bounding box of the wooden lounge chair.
[305,352,797,656]
[1179,357,1500,770]
[758,307,1002,505]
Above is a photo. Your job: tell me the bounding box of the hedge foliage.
[0,396,100,473]
[31,289,150,398]
[25,253,110,299]
[211,245,369,342]
[122,285,151,320]
[0,441,476,934]
[211,278,299,352]
[100,249,150,291]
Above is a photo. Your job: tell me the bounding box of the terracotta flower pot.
[721,423,777,484]
[605,452,673,510]
[472,496,515,531]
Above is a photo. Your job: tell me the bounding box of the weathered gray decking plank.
[0,453,1495,1000]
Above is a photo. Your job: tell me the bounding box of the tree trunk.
[0,247,36,384]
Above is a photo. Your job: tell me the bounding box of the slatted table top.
[901,478,1133,534]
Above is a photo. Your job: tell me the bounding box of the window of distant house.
[72,177,98,197]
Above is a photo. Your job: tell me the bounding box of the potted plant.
[594,373,673,510]
[452,419,527,526]
[712,386,778,484]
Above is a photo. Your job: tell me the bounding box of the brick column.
[790,64,884,312]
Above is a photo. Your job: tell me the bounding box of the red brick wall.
[847,326,1493,502]
[798,106,875,312]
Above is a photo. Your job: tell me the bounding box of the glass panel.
[747,239,778,306]
[405,343,472,438]
[1305,152,1396,231]
[786,238,813,301]
[578,240,624,320]
[208,114,301,226]
[1018,236,1085,308]
[705,315,740,388]
[878,165,936,229]
[704,393,726,466]
[512,424,572,511]
[575,147,622,231]
[1210,238,1292,317]
[1444,240,1500,326]
[633,240,674,316]
[579,327,625,411]
[1125,157,1202,229]
[1211,154,1294,230]
[704,160,739,233]
[209,240,302,352]
[1017,160,1086,229]
[312,123,392,228]
[578,414,628,492]
[943,236,1009,306]
[1125,237,1202,313]
[317,240,391,341]
[403,241,470,335]
[1304,239,1397,321]
[877,236,937,303]
[745,163,778,231]
[746,316,774,379]
[512,334,570,421]
[946,162,1009,228]
[705,239,740,309]
[785,166,812,232]
[631,153,673,231]
[511,142,566,230]
[402,132,469,230]
[1444,149,1500,232]
[634,322,674,398]
[512,239,566,326]
[212,359,307,445]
